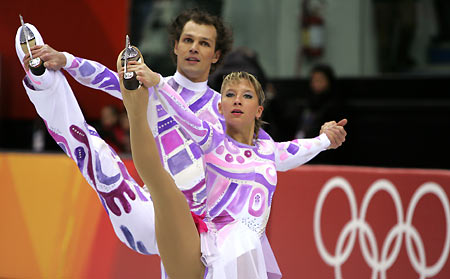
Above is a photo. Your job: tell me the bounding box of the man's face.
[174,20,220,82]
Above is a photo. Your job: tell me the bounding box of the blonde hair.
[220,71,267,139]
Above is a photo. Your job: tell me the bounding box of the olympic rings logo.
[314,177,450,279]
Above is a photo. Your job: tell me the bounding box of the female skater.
[119,55,347,278]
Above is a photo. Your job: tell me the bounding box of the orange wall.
[0,152,160,279]
[1,1,128,119]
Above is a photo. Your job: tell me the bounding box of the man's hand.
[320,119,347,149]
[116,51,153,120]
[23,44,66,71]
[125,60,160,88]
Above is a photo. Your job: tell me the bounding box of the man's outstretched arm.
[24,44,122,99]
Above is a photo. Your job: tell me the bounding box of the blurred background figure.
[295,63,342,139]
[96,105,127,154]
[129,0,155,47]
[31,118,46,152]
[119,110,131,154]
[372,0,419,73]
[209,46,269,93]
[208,46,280,138]
[431,0,450,45]
[427,0,450,66]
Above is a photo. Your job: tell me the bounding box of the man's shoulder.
[162,75,174,82]
[208,85,220,96]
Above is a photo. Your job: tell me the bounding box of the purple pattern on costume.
[44,121,72,159]
[68,58,80,69]
[227,184,252,215]
[197,123,211,146]
[65,58,81,76]
[216,145,224,155]
[287,143,300,155]
[210,182,238,216]
[223,137,240,154]
[167,78,179,92]
[161,130,183,155]
[212,210,235,230]
[167,149,192,175]
[95,152,121,185]
[258,129,271,140]
[99,180,136,216]
[182,179,207,213]
[118,161,132,181]
[137,241,151,255]
[154,136,164,167]
[254,148,276,161]
[89,128,100,137]
[156,104,167,117]
[79,61,96,77]
[120,225,136,251]
[207,163,255,181]
[134,185,148,201]
[74,146,86,171]
[157,117,177,134]
[92,68,120,91]
[189,142,202,159]
[69,124,136,216]
[179,87,195,103]
[70,125,95,186]
[173,115,206,138]
[120,225,151,254]
[189,88,214,113]
[24,76,36,90]
[255,173,276,206]
[58,143,67,154]
[249,188,266,217]
[236,156,244,164]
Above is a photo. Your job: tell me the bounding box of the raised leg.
[118,56,205,278]
[16,23,159,256]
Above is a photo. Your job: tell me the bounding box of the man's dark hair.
[167,8,233,73]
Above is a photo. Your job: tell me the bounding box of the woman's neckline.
[225,133,258,149]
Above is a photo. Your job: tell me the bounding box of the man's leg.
[16,23,158,256]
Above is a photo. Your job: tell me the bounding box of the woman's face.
[310,71,329,94]
[218,79,263,133]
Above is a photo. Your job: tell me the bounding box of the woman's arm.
[275,119,347,171]
[274,134,330,171]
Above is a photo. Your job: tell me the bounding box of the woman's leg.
[148,170,205,279]
[118,56,204,278]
